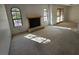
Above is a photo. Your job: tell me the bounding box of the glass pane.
[44,9,47,11]
[12,8,20,11]
[16,12,21,19]
[57,10,60,16]
[44,12,47,16]
[57,17,60,22]
[43,9,47,17]
[44,17,47,21]
[13,20,22,27]
[12,12,17,19]
[12,12,21,19]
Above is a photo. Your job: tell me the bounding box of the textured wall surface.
[0,4,11,55]
[69,5,79,23]
[5,4,49,35]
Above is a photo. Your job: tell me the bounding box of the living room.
[1,4,79,55]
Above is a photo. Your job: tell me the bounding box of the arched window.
[43,8,48,22]
[11,8,22,27]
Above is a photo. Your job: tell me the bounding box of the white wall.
[5,4,70,35]
[5,4,49,35]
[0,4,11,54]
[69,5,79,23]
[48,5,53,25]
[51,5,69,25]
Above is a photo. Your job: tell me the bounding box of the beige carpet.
[55,21,77,31]
[9,26,79,55]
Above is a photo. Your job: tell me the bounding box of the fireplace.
[28,17,41,28]
[28,17,45,32]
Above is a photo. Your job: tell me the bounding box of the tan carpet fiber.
[9,26,79,55]
[55,21,77,31]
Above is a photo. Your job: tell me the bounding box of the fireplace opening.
[28,17,41,28]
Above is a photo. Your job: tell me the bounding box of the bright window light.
[43,8,48,22]
[57,8,64,23]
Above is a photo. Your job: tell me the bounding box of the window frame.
[11,7,23,27]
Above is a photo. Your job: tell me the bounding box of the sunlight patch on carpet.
[24,34,51,44]
[54,26,72,30]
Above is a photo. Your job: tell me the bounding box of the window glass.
[43,9,48,22]
[11,8,22,27]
